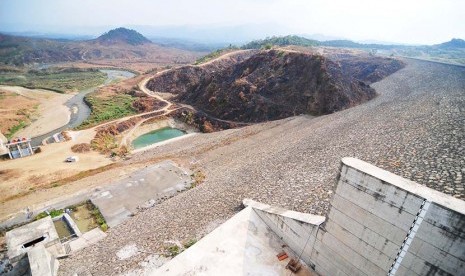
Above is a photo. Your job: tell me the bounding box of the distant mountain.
[321,40,406,50]
[148,36,227,52]
[239,35,465,65]
[436,38,465,49]
[241,35,319,49]
[0,29,201,68]
[94,27,151,45]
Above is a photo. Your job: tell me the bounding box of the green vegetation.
[0,67,107,93]
[184,239,197,249]
[194,45,239,65]
[163,239,197,257]
[97,27,151,45]
[34,209,64,220]
[166,245,181,257]
[91,132,118,154]
[87,200,108,231]
[241,35,319,49]
[6,120,28,139]
[78,93,137,129]
[33,200,108,232]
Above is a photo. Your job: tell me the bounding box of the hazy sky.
[1,0,464,44]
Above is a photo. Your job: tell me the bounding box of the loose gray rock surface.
[59,59,465,275]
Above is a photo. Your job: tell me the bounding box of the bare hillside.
[147,49,404,122]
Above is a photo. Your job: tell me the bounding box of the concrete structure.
[91,160,192,227]
[307,157,465,276]
[155,158,465,275]
[5,137,34,159]
[68,228,107,252]
[155,202,320,275]
[6,216,61,263]
[4,214,105,275]
[28,244,59,276]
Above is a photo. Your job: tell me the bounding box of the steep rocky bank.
[147,49,404,122]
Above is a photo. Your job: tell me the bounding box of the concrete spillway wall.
[311,158,465,275]
[159,157,464,275]
[243,199,325,269]
[247,158,465,276]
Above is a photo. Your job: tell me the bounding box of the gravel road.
[59,58,465,275]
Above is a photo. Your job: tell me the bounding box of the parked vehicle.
[65,156,79,162]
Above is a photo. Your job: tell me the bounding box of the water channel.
[31,69,135,146]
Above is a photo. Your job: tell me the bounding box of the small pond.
[132,127,186,149]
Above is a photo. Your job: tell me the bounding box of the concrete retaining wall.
[28,244,59,276]
[243,199,325,268]
[308,158,465,276]
[160,158,465,276]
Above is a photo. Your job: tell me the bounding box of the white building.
[4,137,34,159]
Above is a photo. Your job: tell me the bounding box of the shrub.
[34,208,63,220]
[100,223,108,232]
[191,170,206,188]
[184,239,197,249]
[71,143,91,153]
[166,245,180,257]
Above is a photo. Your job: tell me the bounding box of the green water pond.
[132,127,186,149]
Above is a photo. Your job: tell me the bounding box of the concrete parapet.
[307,157,465,276]
[28,244,59,276]
[151,158,465,276]
[243,198,325,268]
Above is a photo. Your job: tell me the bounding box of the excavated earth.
[60,58,464,275]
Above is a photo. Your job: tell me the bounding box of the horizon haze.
[1,0,464,45]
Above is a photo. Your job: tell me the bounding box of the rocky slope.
[147,49,404,122]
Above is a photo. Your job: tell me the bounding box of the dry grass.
[191,170,206,187]
[0,89,38,136]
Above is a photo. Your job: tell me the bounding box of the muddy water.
[53,219,73,239]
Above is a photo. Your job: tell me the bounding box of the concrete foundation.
[91,160,192,227]
[154,158,465,276]
[6,216,61,263]
[154,205,317,276]
[28,244,59,276]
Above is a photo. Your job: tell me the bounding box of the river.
[31,69,135,146]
